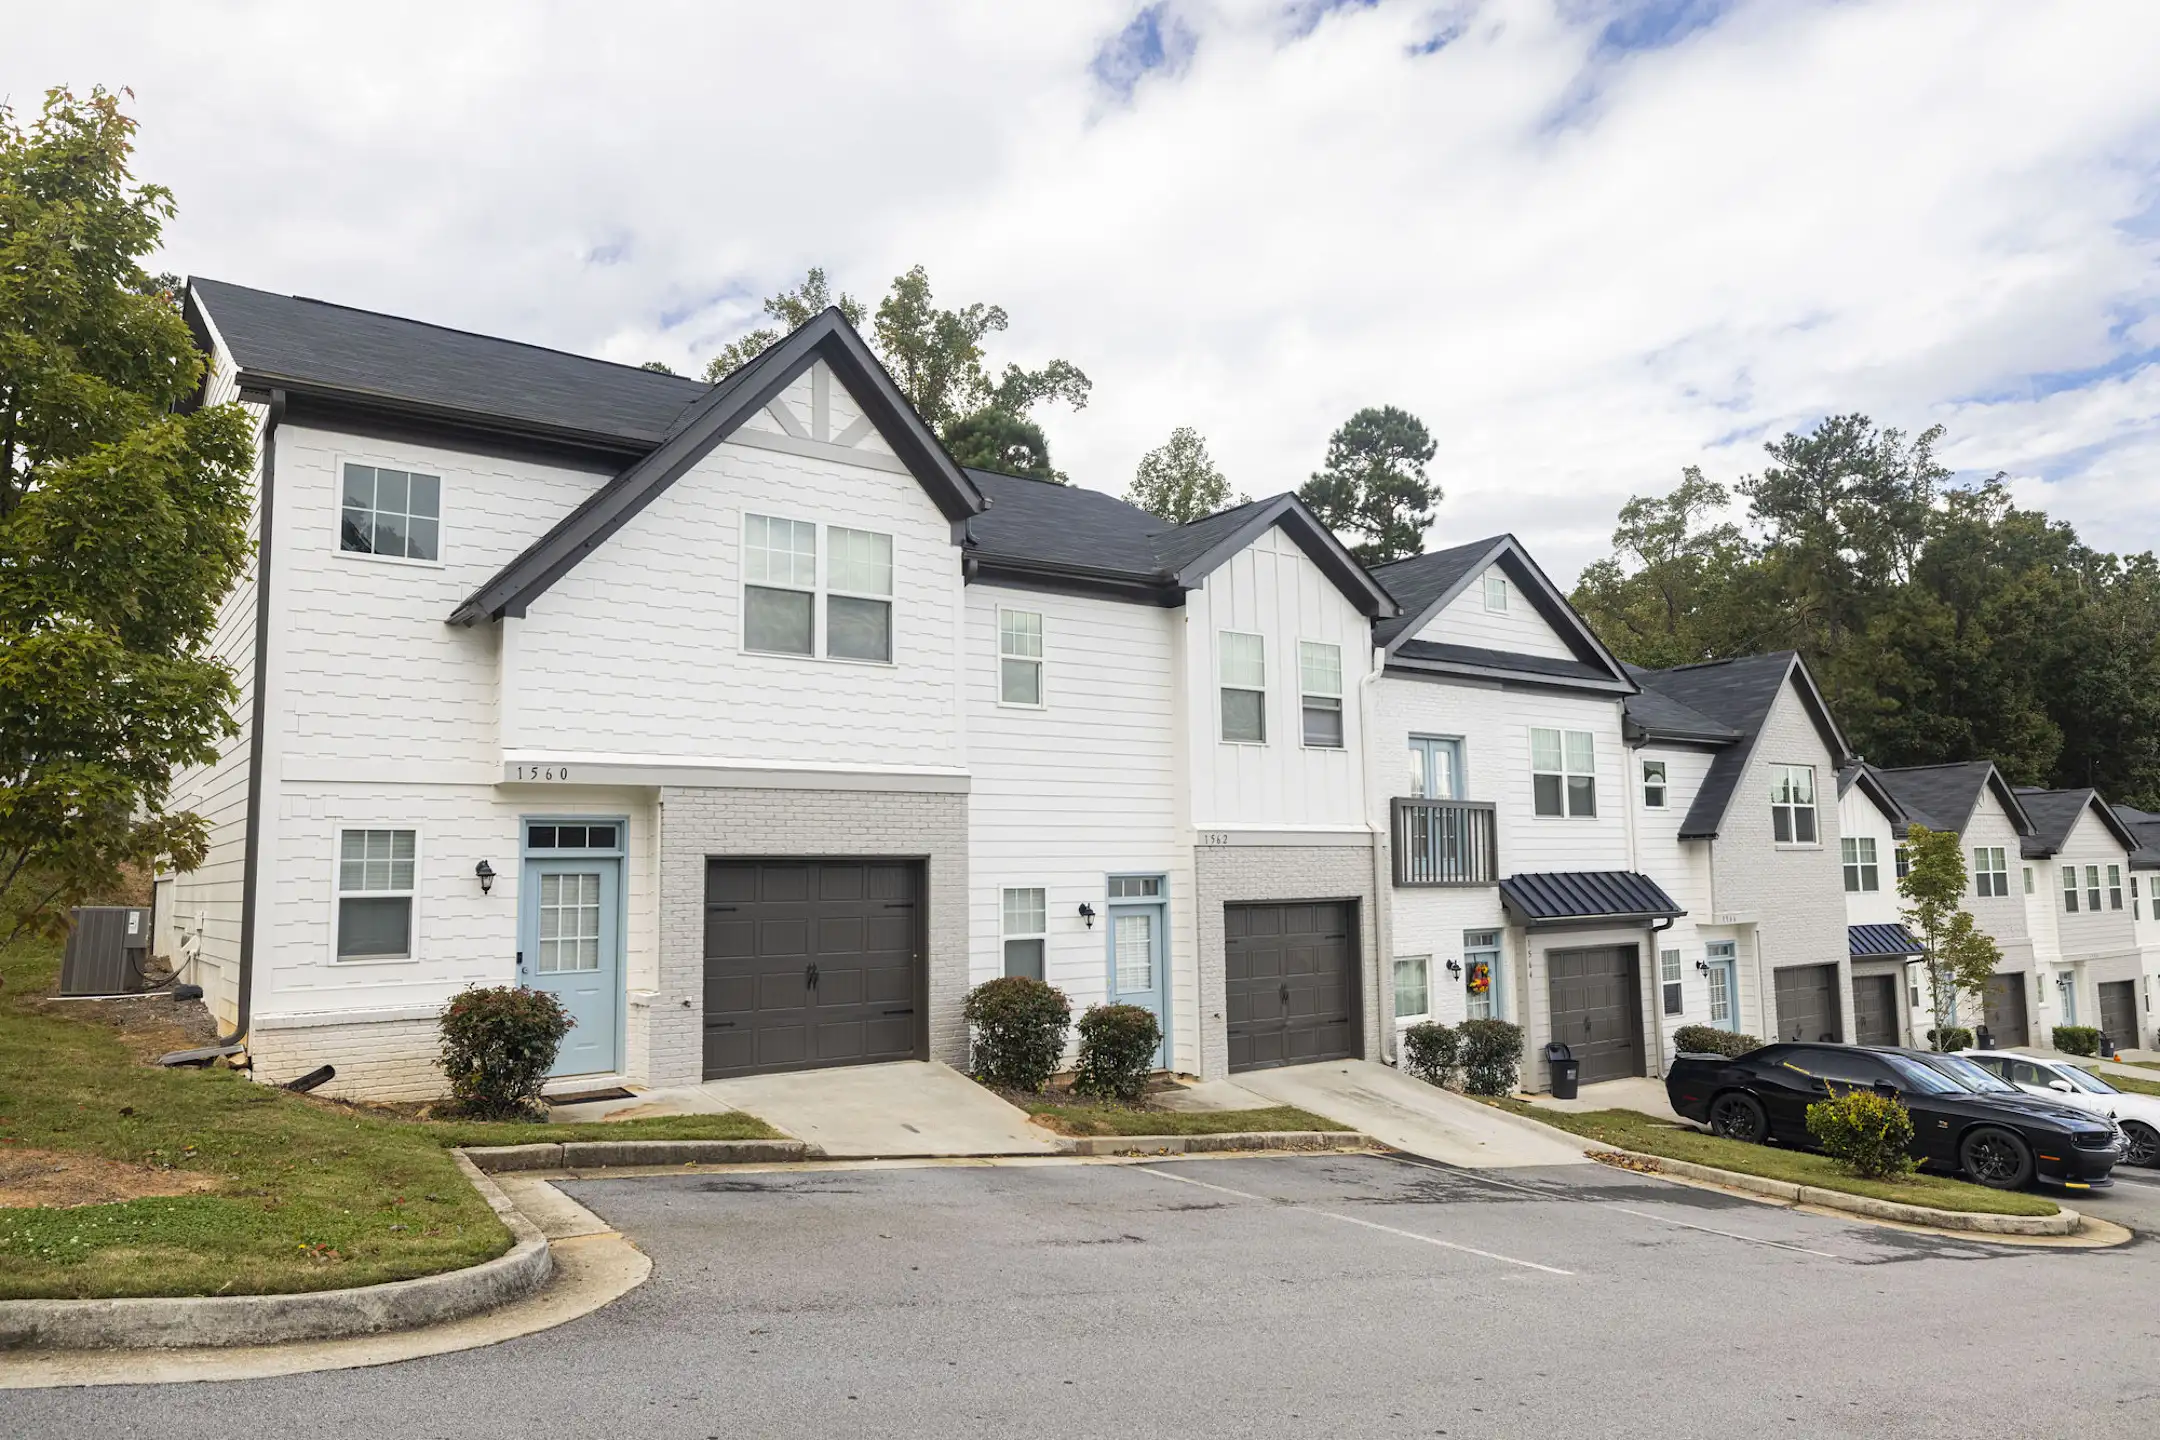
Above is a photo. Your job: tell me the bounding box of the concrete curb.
[1590,1147,2081,1236]
[1064,1131,1375,1157]
[463,1138,822,1171]
[0,1153,553,1351]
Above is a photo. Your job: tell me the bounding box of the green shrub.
[2052,1025,2101,1057]
[1072,1004,1162,1102]
[1926,1026,1974,1052]
[963,977,1072,1093]
[1459,1018,1524,1096]
[439,985,572,1120]
[1671,1025,1762,1059]
[1805,1086,1916,1179]
[1401,1021,1461,1088]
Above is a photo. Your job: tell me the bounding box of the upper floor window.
[1002,887,1046,981]
[1482,573,1509,612]
[1895,845,1910,880]
[1769,765,1817,843]
[2023,865,2034,895]
[1659,947,1683,1016]
[1409,736,1462,800]
[2087,864,2103,912]
[2108,864,2124,910]
[2063,863,2080,913]
[998,608,1044,706]
[1642,760,1667,809]
[1530,728,1596,818]
[336,827,416,960]
[1219,631,1266,744]
[1842,836,1879,893]
[1972,846,2008,898]
[742,515,894,662]
[826,526,894,662]
[1299,641,1344,749]
[341,464,440,561]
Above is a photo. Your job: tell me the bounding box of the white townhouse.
[160,279,1397,1100]
[2113,804,2160,1051]
[2015,789,2152,1052]
[1836,764,1928,1047]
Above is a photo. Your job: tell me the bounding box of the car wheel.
[1707,1092,1767,1145]
[1959,1126,2036,1190]
[2121,1120,2159,1169]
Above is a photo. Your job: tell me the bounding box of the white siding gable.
[1415,564,1578,661]
[1837,782,1902,928]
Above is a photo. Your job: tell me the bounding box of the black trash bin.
[1545,1042,1580,1100]
[1974,1025,1994,1051]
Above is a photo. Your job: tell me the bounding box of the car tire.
[2121,1120,2159,1169]
[1707,1092,1767,1145]
[1959,1126,2036,1190]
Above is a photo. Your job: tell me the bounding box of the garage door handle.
[806,963,819,989]
[1279,983,1290,1005]
[883,1007,914,1017]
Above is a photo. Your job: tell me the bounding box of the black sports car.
[1666,1041,2121,1190]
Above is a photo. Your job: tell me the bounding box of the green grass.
[2093,1067,2160,1098]
[1017,1097,1351,1137]
[0,940,775,1299]
[1489,1102,2060,1217]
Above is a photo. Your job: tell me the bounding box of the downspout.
[220,388,284,1049]
[1646,913,1677,1075]
[1361,650,1395,1065]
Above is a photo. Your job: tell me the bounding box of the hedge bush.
[963,977,1072,1093]
[1806,1087,1916,1179]
[1072,1004,1162,1103]
[1401,1021,1461,1088]
[2052,1025,2101,1057]
[1671,1025,1762,1059]
[439,985,573,1120]
[1459,1018,1524,1096]
[1926,1026,1975,1053]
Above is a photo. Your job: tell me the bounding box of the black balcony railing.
[1391,797,1498,887]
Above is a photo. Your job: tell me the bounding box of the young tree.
[0,88,256,939]
[1297,405,1439,565]
[1125,426,1243,524]
[1898,825,2003,1047]
[702,267,866,381]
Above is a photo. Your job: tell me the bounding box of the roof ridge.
[1369,535,1506,571]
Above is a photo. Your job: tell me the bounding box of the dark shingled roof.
[1370,536,1632,692]
[188,277,708,449]
[2012,787,2141,859]
[2113,804,2160,869]
[1623,684,1742,745]
[1871,762,2033,838]
[1369,538,1505,647]
[1626,653,1851,840]
[1392,640,1616,685]
[1850,923,1922,959]
[1498,871,1684,925]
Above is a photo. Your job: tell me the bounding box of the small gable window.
[341,464,440,561]
[1642,760,1667,810]
[1769,764,1816,844]
[1482,572,1509,612]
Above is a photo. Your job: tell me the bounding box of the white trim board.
[499,752,971,794]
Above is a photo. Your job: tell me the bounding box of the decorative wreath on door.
[1465,959,1491,995]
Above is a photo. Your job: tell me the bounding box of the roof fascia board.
[1377,539,1509,655]
[269,391,631,474]
[964,556,1182,608]
[1784,655,1856,768]
[234,370,656,459]
[1383,655,1634,696]
[1167,496,1398,617]
[1849,766,1906,825]
[1982,768,2036,836]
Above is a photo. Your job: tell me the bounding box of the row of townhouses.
[154,280,2160,1101]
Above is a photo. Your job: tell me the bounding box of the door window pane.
[1464,931,1501,1020]
[1115,912,1155,992]
[536,871,603,973]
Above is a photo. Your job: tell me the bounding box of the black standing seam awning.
[1497,871,1685,927]
[1849,922,1923,959]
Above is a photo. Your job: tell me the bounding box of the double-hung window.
[1393,956,1431,1022]
[2023,865,2035,895]
[1299,641,1344,748]
[2087,864,2104,913]
[1660,948,1684,1016]
[1482,572,1509,611]
[998,609,1044,705]
[336,828,416,960]
[1972,846,2008,898]
[1001,887,1047,981]
[826,526,894,662]
[2108,864,2124,910]
[1895,845,1910,880]
[340,464,441,561]
[1841,837,1879,893]
[1769,765,1817,843]
[743,514,818,656]
[1219,631,1266,743]
[1642,760,1667,809]
[1530,728,1596,817]
[1464,929,1503,1019]
[2064,863,2081,912]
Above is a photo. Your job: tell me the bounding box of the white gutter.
[1361,650,1396,1065]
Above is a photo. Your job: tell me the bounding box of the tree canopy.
[0,87,256,939]
[1298,405,1440,566]
[1125,426,1244,525]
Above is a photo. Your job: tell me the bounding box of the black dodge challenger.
[1665,1041,2121,1190]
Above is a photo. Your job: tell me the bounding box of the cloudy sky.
[10,1,2158,583]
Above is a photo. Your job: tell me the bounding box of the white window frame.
[334,456,444,568]
[1298,640,1344,750]
[2087,864,2103,913]
[2108,863,2123,910]
[2024,865,2035,896]
[1660,947,1684,1017]
[332,826,420,964]
[1482,572,1509,612]
[1841,836,1879,893]
[1530,727,1596,818]
[741,512,819,658]
[1218,630,1267,745]
[1392,955,1431,1023]
[1972,846,2008,898]
[997,607,1045,708]
[1641,759,1667,810]
[2064,861,2081,913]
[824,524,895,665]
[1769,764,1817,844]
[740,512,897,665]
[1001,886,1047,981]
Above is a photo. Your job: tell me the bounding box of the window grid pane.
[998,610,1043,659]
[1530,728,1563,773]
[1002,887,1047,938]
[1219,632,1265,688]
[1563,731,1596,774]
[1115,913,1154,992]
[338,464,441,561]
[1298,641,1342,698]
[745,514,817,589]
[828,527,893,596]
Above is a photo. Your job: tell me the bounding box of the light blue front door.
[520,857,621,1077]
[1107,900,1170,1069]
[1705,952,1739,1032]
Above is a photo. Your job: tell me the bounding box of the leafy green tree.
[943,408,1058,483]
[1899,825,2004,1047]
[1298,405,1439,565]
[1125,426,1243,524]
[0,88,256,939]
[703,267,865,382]
[1570,466,1771,667]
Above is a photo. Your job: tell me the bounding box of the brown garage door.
[1547,946,1644,1084]
[702,859,923,1079]
[2099,980,2139,1052]
[1851,974,1900,1047]
[1225,901,1358,1073]
[1981,972,2029,1047]
[1773,964,1842,1044]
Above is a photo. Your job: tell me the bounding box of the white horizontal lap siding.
[1417,565,1578,661]
[510,437,962,769]
[1386,887,1507,1028]
[1836,786,1902,928]
[2054,808,2137,962]
[1185,528,1372,829]
[1964,796,2035,969]
[965,587,1191,1067]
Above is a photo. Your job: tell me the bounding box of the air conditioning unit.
[59,906,154,997]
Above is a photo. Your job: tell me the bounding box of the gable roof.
[449,310,983,625]
[1623,685,1743,747]
[1369,535,1632,693]
[1870,761,2034,838]
[1837,763,1907,826]
[1627,652,1853,840]
[2112,804,2160,870]
[2012,787,2141,859]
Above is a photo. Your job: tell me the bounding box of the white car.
[1958,1050,2159,1168]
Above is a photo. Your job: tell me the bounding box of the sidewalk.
[1229,1060,1590,1168]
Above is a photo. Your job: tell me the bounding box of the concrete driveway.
[684,1061,1059,1157]
[1232,1059,1589,1167]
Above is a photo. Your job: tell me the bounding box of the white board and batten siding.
[1628,743,1730,1057]
[1837,782,1902,930]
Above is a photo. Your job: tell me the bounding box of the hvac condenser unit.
[58,906,154,997]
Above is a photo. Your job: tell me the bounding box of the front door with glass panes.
[1704,941,1739,1031]
[1106,876,1169,1069]
[518,820,625,1077]
[1463,930,1504,1019]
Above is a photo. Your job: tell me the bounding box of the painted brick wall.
[251,1015,443,1102]
[651,785,969,1086]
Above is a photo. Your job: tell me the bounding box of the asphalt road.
[11,1153,2160,1439]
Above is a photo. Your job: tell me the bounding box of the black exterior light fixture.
[475,859,496,895]
[1444,958,1463,978]
[1696,958,1711,973]
[1078,902,1097,929]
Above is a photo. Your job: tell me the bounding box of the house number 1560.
[513,765,570,782]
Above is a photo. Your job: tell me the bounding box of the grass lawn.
[1016,1095,1352,1138]
[2094,1068,2160,1098]
[1489,1102,2060,1217]
[0,940,775,1299]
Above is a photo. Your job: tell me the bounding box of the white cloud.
[7,0,2157,582]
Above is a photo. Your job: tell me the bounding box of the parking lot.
[12,1152,2159,1438]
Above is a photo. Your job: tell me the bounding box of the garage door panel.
[866,914,913,950]
[1773,964,1841,1045]
[759,865,812,902]
[1548,946,1643,1085]
[817,866,866,903]
[2100,981,2137,1050]
[1225,900,1359,1074]
[1982,974,2029,1047]
[817,915,866,954]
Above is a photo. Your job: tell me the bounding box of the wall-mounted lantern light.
[1444,958,1463,978]
[475,859,496,896]
[1078,902,1097,929]
[1695,959,1711,974]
